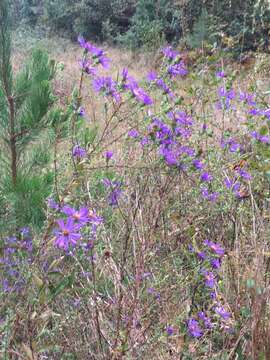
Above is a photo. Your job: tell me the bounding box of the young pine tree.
[0,0,57,230]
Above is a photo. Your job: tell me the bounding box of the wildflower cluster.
[54,205,103,251]
[1,228,33,294]
[187,240,233,338]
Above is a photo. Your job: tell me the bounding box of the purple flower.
[78,37,110,69]
[156,79,174,97]
[147,287,161,300]
[168,111,193,126]
[103,178,122,206]
[78,107,85,117]
[128,129,139,138]
[197,251,207,260]
[131,86,153,105]
[204,240,225,257]
[162,46,178,60]
[54,218,81,250]
[239,91,256,106]
[147,71,158,81]
[72,145,87,159]
[104,151,113,161]
[78,35,87,48]
[210,258,221,269]
[201,187,219,202]
[216,70,225,78]
[88,209,103,227]
[167,62,188,77]
[187,318,203,338]
[201,172,213,182]
[259,135,270,143]
[251,131,270,144]
[229,142,240,152]
[203,271,216,288]
[93,76,121,102]
[215,306,231,320]
[237,169,252,180]
[166,326,175,336]
[193,159,204,170]
[79,59,97,76]
[198,311,213,329]
[47,197,61,211]
[62,206,90,226]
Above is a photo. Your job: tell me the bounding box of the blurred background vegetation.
[10,0,270,54]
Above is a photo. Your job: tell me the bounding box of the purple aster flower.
[224,177,234,189]
[259,135,270,143]
[78,107,85,117]
[197,251,207,260]
[47,197,61,211]
[147,71,158,81]
[216,70,225,78]
[215,306,231,320]
[128,129,139,138]
[54,218,81,250]
[78,35,87,48]
[202,189,219,203]
[72,145,87,159]
[82,41,110,69]
[162,46,178,60]
[103,178,122,206]
[198,311,213,329]
[203,270,216,288]
[167,62,188,77]
[104,151,113,161]
[168,111,193,126]
[166,326,175,336]
[160,147,179,166]
[93,76,121,102]
[229,142,240,152]
[237,169,252,180]
[239,91,256,106]
[62,206,90,226]
[187,318,203,338]
[141,136,151,147]
[249,108,261,116]
[193,159,204,170]
[201,172,213,182]
[251,131,270,144]
[204,240,225,256]
[188,244,194,252]
[2,279,10,292]
[131,86,153,106]
[79,59,97,76]
[210,258,221,269]
[156,79,174,97]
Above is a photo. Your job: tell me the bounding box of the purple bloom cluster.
[103,178,123,206]
[161,46,188,78]
[221,138,241,153]
[78,36,110,69]
[251,131,270,144]
[54,205,103,250]
[1,228,33,294]
[122,68,153,106]
[186,238,231,337]
[187,318,203,338]
[93,76,121,102]
[72,145,87,159]
[147,71,175,97]
[217,86,236,109]
[104,150,113,161]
